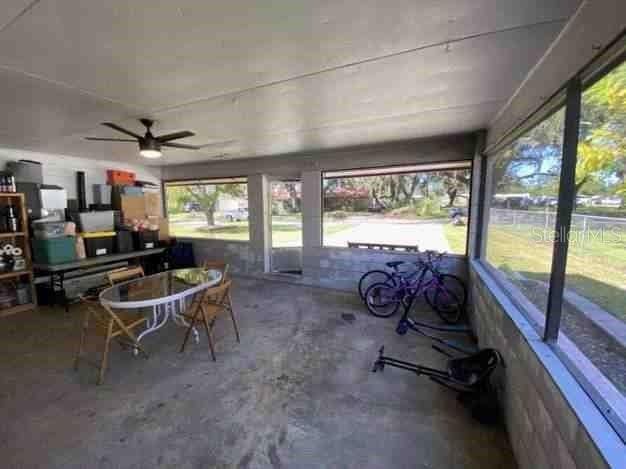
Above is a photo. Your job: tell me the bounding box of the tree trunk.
[447,188,457,207]
[389,177,397,203]
[204,209,215,226]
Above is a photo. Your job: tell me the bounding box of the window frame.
[476,38,626,441]
[163,176,250,242]
[320,160,474,255]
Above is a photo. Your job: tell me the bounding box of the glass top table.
[100,268,223,309]
[99,268,223,347]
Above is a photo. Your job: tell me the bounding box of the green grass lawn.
[170,221,251,241]
[170,217,356,245]
[442,223,468,255]
[483,223,626,321]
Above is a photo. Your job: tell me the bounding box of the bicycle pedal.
[396,322,408,335]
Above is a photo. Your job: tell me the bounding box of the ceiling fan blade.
[161,142,201,150]
[102,122,143,139]
[85,137,137,142]
[156,131,195,142]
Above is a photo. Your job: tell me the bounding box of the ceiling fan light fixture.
[139,149,162,158]
[85,119,200,157]
[139,138,162,158]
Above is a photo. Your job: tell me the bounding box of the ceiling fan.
[85,118,200,158]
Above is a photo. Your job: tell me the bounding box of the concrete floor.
[0,277,516,469]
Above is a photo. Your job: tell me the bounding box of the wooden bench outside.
[347,242,418,252]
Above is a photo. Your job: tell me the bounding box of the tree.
[577,61,626,195]
[165,186,188,213]
[183,183,246,226]
[491,108,565,197]
[439,170,471,207]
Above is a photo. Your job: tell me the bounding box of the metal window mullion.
[544,78,582,342]
[474,152,489,259]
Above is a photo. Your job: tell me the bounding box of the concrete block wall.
[470,264,613,469]
[192,240,262,276]
[192,237,467,293]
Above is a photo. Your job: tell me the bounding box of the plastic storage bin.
[83,231,116,257]
[78,211,114,232]
[133,230,159,250]
[116,230,134,253]
[107,170,135,185]
[121,186,143,196]
[33,221,66,239]
[7,160,43,184]
[92,184,112,204]
[32,237,76,265]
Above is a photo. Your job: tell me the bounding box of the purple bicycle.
[364,253,466,324]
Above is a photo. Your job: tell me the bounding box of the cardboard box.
[144,192,162,217]
[119,195,146,221]
[158,218,170,241]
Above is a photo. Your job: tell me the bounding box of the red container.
[107,169,136,185]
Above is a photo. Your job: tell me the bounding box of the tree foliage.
[323,169,471,211]
[577,62,626,194]
[167,183,246,226]
[493,61,626,201]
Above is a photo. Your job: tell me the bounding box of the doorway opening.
[269,180,302,275]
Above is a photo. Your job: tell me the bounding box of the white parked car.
[590,196,623,207]
[222,208,249,222]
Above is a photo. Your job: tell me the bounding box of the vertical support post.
[544,78,582,342]
[247,174,271,273]
[469,130,487,259]
[301,170,322,248]
[478,155,496,259]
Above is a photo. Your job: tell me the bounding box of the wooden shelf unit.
[0,193,37,316]
[0,231,26,238]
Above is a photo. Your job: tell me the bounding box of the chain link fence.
[489,208,626,239]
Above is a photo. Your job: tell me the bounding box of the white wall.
[162,135,474,181]
[0,148,161,206]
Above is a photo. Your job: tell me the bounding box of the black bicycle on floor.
[372,345,503,424]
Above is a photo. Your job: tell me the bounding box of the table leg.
[171,299,199,344]
[133,304,171,355]
[59,272,68,312]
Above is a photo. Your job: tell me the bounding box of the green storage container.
[32,237,76,265]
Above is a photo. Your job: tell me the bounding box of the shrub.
[330,210,349,220]
[417,197,442,217]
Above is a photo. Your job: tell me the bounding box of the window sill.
[320,245,468,259]
[173,237,250,244]
[471,259,625,465]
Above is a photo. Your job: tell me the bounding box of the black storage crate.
[84,235,115,257]
[133,230,159,250]
[116,231,134,253]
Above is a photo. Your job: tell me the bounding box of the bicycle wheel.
[358,270,394,300]
[364,282,401,318]
[424,274,467,324]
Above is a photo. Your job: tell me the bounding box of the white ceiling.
[0,0,580,166]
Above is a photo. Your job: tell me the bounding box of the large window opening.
[561,61,626,398]
[484,107,566,332]
[322,162,472,255]
[164,178,249,241]
[480,54,626,439]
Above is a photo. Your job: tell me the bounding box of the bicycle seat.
[447,349,501,387]
[386,261,405,269]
